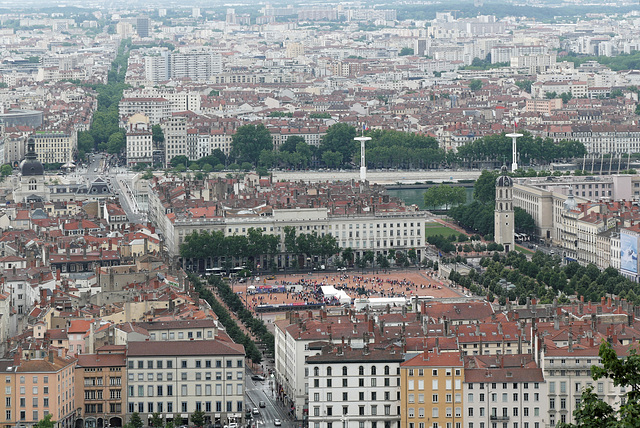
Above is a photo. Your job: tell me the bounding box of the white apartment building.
[124,88,202,113]
[126,114,154,166]
[530,80,587,99]
[161,115,188,165]
[490,45,547,64]
[464,362,547,428]
[510,54,557,74]
[145,52,170,83]
[159,118,233,166]
[541,346,625,427]
[170,51,222,81]
[145,50,222,83]
[119,97,172,125]
[273,314,389,421]
[125,340,246,427]
[307,347,403,428]
[273,318,325,421]
[152,201,427,262]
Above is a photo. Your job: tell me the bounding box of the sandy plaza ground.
[231,269,465,312]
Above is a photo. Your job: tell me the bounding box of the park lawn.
[424,222,461,238]
[514,245,534,255]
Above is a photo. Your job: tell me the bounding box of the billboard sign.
[621,232,638,274]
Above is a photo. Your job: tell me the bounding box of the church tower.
[494,165,514,252]
[14,136,46,203]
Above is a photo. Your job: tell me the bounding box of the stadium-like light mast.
[355,125,371,182]
[506,119,522,173]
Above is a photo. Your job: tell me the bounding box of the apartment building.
[124,89,201,113]
[270,126,328,150]
[464,355,547,428]
[161,115,189,165]
[159,205,426,262]
[119,98,172,125]
[273,312,397,421]
[11,350,77,428]
[125,340,245,428]
[541,346,624,427]
[144,52,169,83]
[307,346,403,428]
[511,54,557,74]
[132,320,219,342]
[32,132,75,165]
[144,50,222,83]
[125,114,154,167]
[76,346,127,428]
[1,359,15,428]
[400,351,464,428]
[531,81,587,99]
[273,319,328,421]
[524,99,563,115]
[148,176,427,261]
[490,45,547,64]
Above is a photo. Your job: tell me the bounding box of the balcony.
[490,415,510,421]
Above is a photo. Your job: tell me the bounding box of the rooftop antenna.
[506,118,522,173]
[355,124,371,183]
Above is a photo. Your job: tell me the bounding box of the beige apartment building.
[33,132,75,165]
[11,350,77,428]
[76,346,127,428]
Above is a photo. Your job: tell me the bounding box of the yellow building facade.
[400,351,464,428]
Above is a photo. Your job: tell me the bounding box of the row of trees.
[179,227,341,271]
[451,245,640,308]
[204,274,275,357]
[190,274,263,362]
[455,132,586,165]
[77,39,132,158]
[181,229,280,271]
[423,184,466,210]
[223,123,587,171]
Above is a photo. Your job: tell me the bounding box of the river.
[386,186,474,210]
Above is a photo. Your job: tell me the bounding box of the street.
[245,368,295,428]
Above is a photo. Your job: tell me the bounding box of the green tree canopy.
[34,414,56,428]
[319,123,357,163]
[130,413,143,428]
[469,79,483,91]
[473,170,499,204]
[150,413,163,428]
[321,150,343,169]
[280,135,306,153]
[170,155,189,168]
[191,410,205,427]
[152,124,164,144]
[230,123,273,165]
[423,184,466,211]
